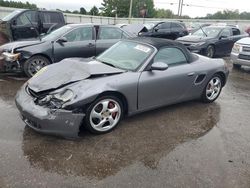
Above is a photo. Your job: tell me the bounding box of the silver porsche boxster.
[15,37,229,138]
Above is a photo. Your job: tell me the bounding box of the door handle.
[187,72,195,76]
[30,27,35,30]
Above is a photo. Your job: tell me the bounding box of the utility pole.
[178,0,184,17]
[178,0,181,16]
[129,0,133,23]
[180,0,184,17]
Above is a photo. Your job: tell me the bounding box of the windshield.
[2,10,23,21]
[192,27,222,37]
[42,25,74,41]
[96,41,154,71]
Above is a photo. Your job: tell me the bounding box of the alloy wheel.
[89,99,121,132]
[206,77,221,101]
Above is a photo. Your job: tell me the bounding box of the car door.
[152,22,171,39]
[53,26,96,62]
[95,26,129,55]
[11,10,39,40]
[171,22,186,39]
[138,47,197,110]
[215,28,233,55]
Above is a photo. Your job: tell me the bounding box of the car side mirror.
[151,62,168,71]
[154,27,159,32]
[57,37,68,43]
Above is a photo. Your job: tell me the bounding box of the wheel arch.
[29,53,53,64]
[215,71,226,87]
[97,91,129,115]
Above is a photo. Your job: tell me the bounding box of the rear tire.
[23,55,50,77]
[84,95,124,134]
[201,74,222,103]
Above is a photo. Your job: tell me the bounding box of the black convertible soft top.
[129,37,196,63]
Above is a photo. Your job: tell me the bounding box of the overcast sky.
[17,0,250,18]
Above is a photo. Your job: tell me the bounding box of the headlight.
[36,89,74,109]
[2,52,20,62]
[232,43,241,53]
[191,42,206,47]
[53,89,74,103]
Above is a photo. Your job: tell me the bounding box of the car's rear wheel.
[202,74,222,103]
[233,64,241,69]
[85,96,123,134]
[205,45,215,58]
[23,55,50,77]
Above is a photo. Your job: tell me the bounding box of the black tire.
[23,55,50,77]
[205,45,215,58]
[201,74,223,103]
[233,64,241,69]
[85,95,124,134]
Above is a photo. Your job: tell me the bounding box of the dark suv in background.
[140,21,188,40]
[0,9,65,45]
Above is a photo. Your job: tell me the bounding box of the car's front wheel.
[85,96,123,134]
[205,45,215,58]
[202,74,222,103]
[23,55,50,77]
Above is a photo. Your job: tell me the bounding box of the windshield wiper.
[103,62,119,68]
[97,59,118,68]
[199,25,207,37]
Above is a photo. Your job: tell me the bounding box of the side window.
[157,22,171,29]
[220,28,231,37]
[64,27,92,42]
[99,27,123,39]
[16,11,38,26]
[171,23,183,29]
[232,28,240,36]
[154,48,187,66]
[41,12,62,24]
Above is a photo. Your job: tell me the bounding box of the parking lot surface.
[0,61,250,188]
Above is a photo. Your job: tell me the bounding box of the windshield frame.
[42,25,76,41]
[2,10,23,21]
[96,40,156,72]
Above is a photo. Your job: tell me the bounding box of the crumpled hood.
[177,35,214,43]
[1,40,44,52]
[123,24,148,36]
[27,58,125,93]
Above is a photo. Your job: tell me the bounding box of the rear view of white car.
[231,37,250,68]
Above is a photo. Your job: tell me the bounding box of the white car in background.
[231,37,250,68]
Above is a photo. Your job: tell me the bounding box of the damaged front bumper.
[15,86,85,138]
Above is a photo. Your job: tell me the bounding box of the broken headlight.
[53,89,74,103]
[37,89,74,109]
[2,52,20,62]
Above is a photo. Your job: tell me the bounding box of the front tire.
[85,96,124,134]
[202,74,222,103]
[205,45,215,58]
[23,55,50,77]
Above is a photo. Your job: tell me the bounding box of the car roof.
[127,37,194,62]
[130,37,185,49]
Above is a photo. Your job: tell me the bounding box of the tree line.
[0,0,37,9]
[0,0,250,19]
